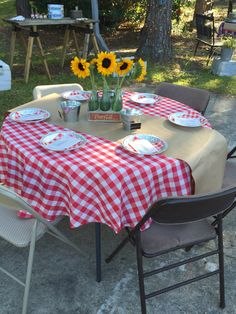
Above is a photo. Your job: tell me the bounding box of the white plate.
[122,134,168,155]
[61,90,91,101]
[130,93,159,105]
[9,108,50,123]
[40,131,87,151]
[168,112,206,127]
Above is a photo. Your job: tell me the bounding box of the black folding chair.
[106,186,236,314]
[155,82,210,115]
[194,13,222,63]
[222,145,236,189]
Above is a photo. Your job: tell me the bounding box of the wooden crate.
[88,110,121,122]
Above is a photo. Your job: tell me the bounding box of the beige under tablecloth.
[10,93,227,194]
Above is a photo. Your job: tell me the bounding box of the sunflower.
[96,52,117,76]
[116,58,134,76]
[71,57,90,79]
[136,58,147,82]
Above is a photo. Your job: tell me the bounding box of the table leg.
[60,26,70,69]
[9,28,16,69]
[19,30,35,70]
[88,22,100,54]
[82,33,90,59]
[72,29,80,57]
[91,33,100,54]
[95,222,101,282]
[35,36,51,81]
[19,31,28,52]
[24,34,34,83]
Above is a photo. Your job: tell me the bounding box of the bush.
[31,0,193,30]
[99,0,146,28]
[172,0,194,23]
[222,36,236,48]
[31,0,146,28]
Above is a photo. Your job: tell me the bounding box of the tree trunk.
[195,0,207,15]
[194,0,213,16]
[16,0,31,18]
[136,0,172,63]
[192,0,213,27]
[227,0,233,17]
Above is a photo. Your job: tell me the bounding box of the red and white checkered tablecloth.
[123,92,211,127]
[0,94,207,233]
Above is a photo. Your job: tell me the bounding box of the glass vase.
[112,87,123,112]
[88,90,99,111]
[100,89,112,111]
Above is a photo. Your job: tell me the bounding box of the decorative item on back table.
[70,52,147,122]
[221,36,236,61]
[47,4,64,19]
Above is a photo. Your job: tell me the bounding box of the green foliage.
[0,0,15,25]
[124,1,146,24]
[99,0,146,28]
[148,62,236,95]
[0,0,193,30]
[172,0,194,23]
[31,0,145,27]
[222,36,236,48]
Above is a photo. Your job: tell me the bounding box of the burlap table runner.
[11,94,227,194]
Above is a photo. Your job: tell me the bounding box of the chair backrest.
[0,185,51,247]
[137,186,236,228]
[33,83,83,100]
[0,185,55,233]
[195,13,215,44]
[155,82,210,115]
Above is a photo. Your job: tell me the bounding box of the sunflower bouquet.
[71,51,147,113]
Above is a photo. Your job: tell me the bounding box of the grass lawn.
[0,0,236,122]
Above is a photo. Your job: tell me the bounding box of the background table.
[4,18,99,83]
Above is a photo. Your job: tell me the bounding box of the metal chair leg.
[136,231,147,314]
[22,221,37,314]
[218,217,225,308]
[194,40,200,56]
[227,145,236,159]
[125,227,136,246]
[207,46,214,65]
[95,223,101,282]
[105,234,132,263]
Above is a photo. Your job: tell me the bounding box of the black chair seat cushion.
[222,159,236,188]
[141,219,216,257]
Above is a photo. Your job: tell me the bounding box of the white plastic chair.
[0,184,82,314]
[33,83,83,100]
